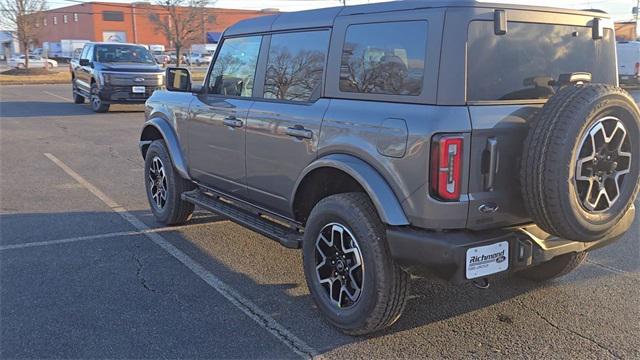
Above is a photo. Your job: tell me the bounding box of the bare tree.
[264,47,325,101]
[148,0,210,66]
[0,0,46,69]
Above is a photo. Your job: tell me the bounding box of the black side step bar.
[181,189,302,249]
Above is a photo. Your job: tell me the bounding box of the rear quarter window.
[339,21,428,96]
[467,21,616,102]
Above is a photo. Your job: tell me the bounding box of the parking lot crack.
[515,298,620,359]
[133,253,157,293]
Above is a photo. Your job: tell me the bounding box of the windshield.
[94,44,155,64]
[467,21,616,101]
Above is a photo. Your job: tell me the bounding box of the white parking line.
[43,90,72,102]
[0,222,221,251]
[43,153,317,359]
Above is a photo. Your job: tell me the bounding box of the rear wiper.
[551,72,592,87]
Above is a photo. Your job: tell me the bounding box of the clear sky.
[45,0,637,21]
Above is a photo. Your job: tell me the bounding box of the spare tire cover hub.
[575,116,632,212]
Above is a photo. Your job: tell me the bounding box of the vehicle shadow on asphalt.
[152,213,622,349]
[0,209,624,355]
[0,102,143,118]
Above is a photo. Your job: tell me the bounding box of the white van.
[616,41,640,86]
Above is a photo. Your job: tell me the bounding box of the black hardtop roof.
[225,0,609,36]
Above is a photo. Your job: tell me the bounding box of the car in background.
[167,51,178,64]
[151,50,171,65]
[184,52,213,66]
[8,55,58,69]
[70,42,164,112]
[617,41,640,86]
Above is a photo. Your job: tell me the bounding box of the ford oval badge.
[478,203,499,214]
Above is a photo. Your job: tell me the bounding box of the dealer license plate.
[465,241,509,279]
[132,86,146,93]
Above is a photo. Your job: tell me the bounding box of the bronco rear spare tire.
[521,84,640,242]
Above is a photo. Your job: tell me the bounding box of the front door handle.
[286,125,313,139]
[223,117,243,128]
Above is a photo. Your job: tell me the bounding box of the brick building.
[615,21,638,41]
[34,1,274,48]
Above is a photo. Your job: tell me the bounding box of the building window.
[74,13,78,22]
[102,11,124,21]
[63,14,68,23]
[43,18,47,26]
[53,16,57,25]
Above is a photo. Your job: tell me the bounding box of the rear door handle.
[223,117,243,128]
[286,126,312,139]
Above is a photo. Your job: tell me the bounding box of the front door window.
[208,36,262,97]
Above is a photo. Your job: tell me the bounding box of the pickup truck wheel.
[90,83,110,113]
[516,252,587,282]
[144,140,195,225]
[302,193,409,335]
[521,84,640,241]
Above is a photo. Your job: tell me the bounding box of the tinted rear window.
[467,21,616,101]
[339,21,427,96]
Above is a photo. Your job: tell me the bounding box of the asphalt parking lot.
[1,84,638,359]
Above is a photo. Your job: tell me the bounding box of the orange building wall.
[35,2,273,48]
[615,22,637,41]
[36,4,96,43]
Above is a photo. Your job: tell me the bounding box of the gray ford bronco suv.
[139,1,639,334]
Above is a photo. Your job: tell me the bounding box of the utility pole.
[636,0,639,40]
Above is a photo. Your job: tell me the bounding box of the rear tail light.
[430,134,464,201]
[635,62,639,76]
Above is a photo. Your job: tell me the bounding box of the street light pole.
[636,0,639,39]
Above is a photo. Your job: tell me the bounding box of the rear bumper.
[387,204,635,283]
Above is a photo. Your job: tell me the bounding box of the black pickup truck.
[70,42,165,112]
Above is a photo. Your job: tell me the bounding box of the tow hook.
[472,277,490,289]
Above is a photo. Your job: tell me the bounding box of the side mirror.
[79,59,90,66]
[166,67,192,92]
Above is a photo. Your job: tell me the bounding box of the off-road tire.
[521,84,640,241]
[516,252,588,281]
[302,192,409,335]
[144,140,195,225]
[90,83,110,113]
